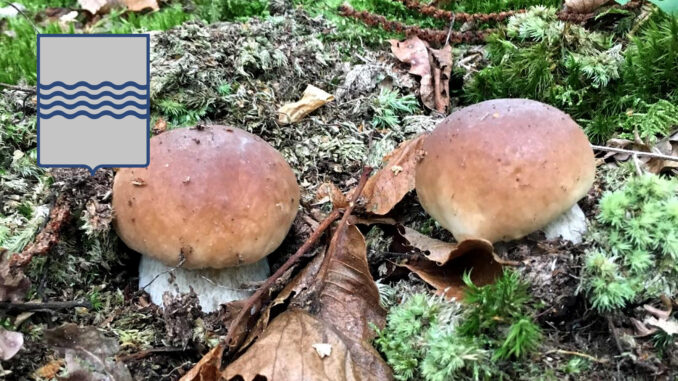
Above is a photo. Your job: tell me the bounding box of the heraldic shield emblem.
[37,34,150,174]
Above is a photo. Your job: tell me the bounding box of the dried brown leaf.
[402,246,502,301]
[0,327,23,361]
[390,36,451,112]
[565,0,610,13]
[397,225,493,265]
[224,225,392,380]
[316,182,348,209]
[359,134,426,215]
[45,323,132,381]
[78,0,158,14]
[0,250,30,303]
[153,117,167,135]
[603,134,678,174]
[179,344,223,381]
[33,359,66,379]
[277,85,335,124]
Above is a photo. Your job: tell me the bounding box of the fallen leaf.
[645,316,678,336]
[390,36,452,112]
[565,0,610,13]
[224,225,392,380]
[0,327,23,361]
[358,134,427,215]
[402,246,502,301]
[277,84,335,124]
[33,359,66,379]
[153,117,167,135]
[603,133,678,174]
[315,182,348,209]
[45,323,133,381]
[179,344,223,381]
[78,0,158,15]
[0,249,30,303]
[396,225,493,265]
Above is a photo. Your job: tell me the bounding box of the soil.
[1,7,675,381]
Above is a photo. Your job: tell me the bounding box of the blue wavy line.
[39,81,147,91]
[38,110,148,119]
[39,90,147,100]
[40,99,148,110]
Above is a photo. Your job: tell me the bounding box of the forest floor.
[0,0,677,380]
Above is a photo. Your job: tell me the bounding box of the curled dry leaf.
[396,225,493,265]
[358,134,427,215]
[394,229,501,300]
[0,327,23,361]
[564,0,610,13]
[179,344,223,381]
[78,0,159,15]
[277,84,335,124]
[0,250,30,303]
[224,225,392,380]
[45,323,133,381]
[390,36,452,112]
[316,182,348,209]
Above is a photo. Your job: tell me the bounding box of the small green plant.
[375,270,542,380]
[581,174,678,312]
[371,88,419,129]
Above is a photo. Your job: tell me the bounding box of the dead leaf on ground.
[390,36,452,113]
[603,133,678,174]
[224,225,392,380]
[396,225,494,265]
[179,344,223,381]
[44,323,133,381]
[277,84,335,124]
[564,0,609,13]
[78,0,158,15]
[357,134,427,215]
[315,182,348,209]
[0,249,30,303]
[401,243,502,301]
[153,117,167,135]
[0,327,23,361]
[33,359,66,379]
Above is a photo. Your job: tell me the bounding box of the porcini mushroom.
[415,98,595,243]
[112,126,300,312]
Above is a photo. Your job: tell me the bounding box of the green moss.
[581,174,678,312]
[375,270,542,381]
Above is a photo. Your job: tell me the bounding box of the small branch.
[591,144,678,163]
[221,167,373,352]
[118,346,186,362]
[0,300,91,312]
[10,196,71,269]
[0,83,36,93]
[545,349,608,363]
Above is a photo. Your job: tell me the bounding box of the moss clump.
[581,174,678,312]
[375,270,542,381]
[464,7,678,143]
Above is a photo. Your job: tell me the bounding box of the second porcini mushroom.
[112,126,300,312]
[415,98,595,243]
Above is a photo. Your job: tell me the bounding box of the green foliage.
[194,0,269,23]
[154,98,209,127]
[581,174,678,311]
[375,271,542,381]
[464,7,678,143]
[0,18,67,85]
[372,88,420,129]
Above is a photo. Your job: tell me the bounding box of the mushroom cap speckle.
[415,99,595,243]
[112,126,300,269]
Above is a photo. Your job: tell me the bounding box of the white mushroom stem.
[543,203,588,244]
[139,256,270,313]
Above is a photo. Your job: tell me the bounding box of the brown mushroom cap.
[415,99,595,243]
[112,126,300,269]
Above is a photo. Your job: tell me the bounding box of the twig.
[118,346,186,362]
[221,167,373,352]
[10,196,71,269]
[591,144,678,162]
[0,300,91,312]
[0,1,38,33]
[632,154,644,176]
[139,257,186,291]
[0,83,36,93]
[545,349,609,363]
[392,0,523,23]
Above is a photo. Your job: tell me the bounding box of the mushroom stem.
[139,256,270,313]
